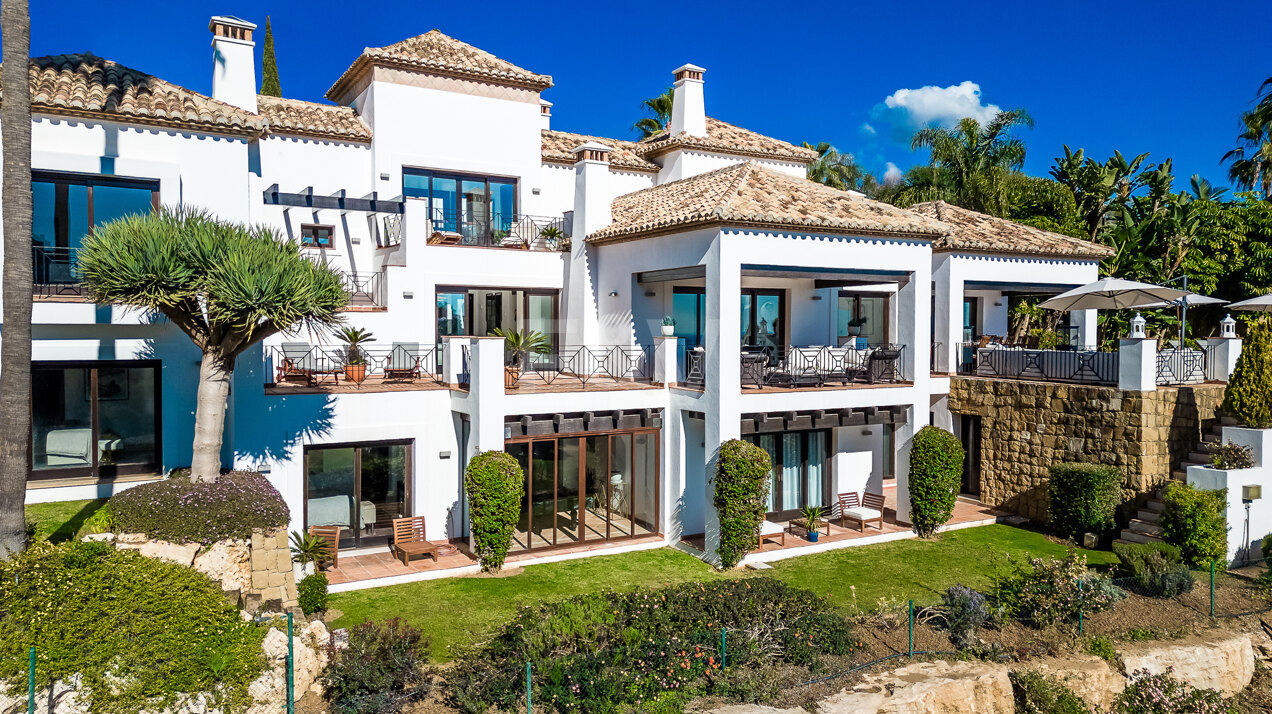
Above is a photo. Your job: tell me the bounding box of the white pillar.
[209,16,258,113]
[653,335,679,385]
[932,256,962,374]
[701,235,741,566]
[566,142,612,346]
[669,64,707,137]
[1118,338,1158,391]
[540,100,552,131]
[441,336,472,387]
[1210,338,1243,382]
[468,336,508,453]
[1072,309,1098,348]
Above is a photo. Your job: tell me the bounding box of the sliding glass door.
[745,430,828,520]
[671,287,786,352]
[403,168,517,244]
[305,441,411,549]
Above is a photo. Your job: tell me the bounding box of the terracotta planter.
[344,363,367,383]
[505,365,521,389]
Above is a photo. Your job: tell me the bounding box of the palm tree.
[1188,174,1227,201]
[633,87,674,139]
[79,208,348,482]
[908,108,1034,215]
[1222,108,1272,199]
[0,0,32,558]
[802,142,866,191]
[1049,146,1149,240]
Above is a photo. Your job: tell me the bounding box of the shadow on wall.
[231,392,336,464]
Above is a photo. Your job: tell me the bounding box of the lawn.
[331,524,1117,661]
[25,499,108,543]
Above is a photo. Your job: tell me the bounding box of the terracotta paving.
[507,376,662,394]
[740,380,915,394]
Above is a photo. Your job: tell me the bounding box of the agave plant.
[492,327,551,368]
[337,326,376,365]
[289,530,331,567]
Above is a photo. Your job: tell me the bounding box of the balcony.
[676,344,910,392]
[337,270,386,310]
[505,345,657,394]
[423,209,571,252]
[264,344,445,394]
[32,245,86,300]
[957,340,1209,387]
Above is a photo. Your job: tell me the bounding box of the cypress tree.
[1224,320,1272,428]
[260,16,281,97]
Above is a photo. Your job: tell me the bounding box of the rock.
[1019,655,1125,710]
[192,539,251,593]
[1082,532,1099,549]
[711,706,804,714]
[81,532,114,543]
[819,660,1013,713]
[0,677,89,714]
[1120,633,1254,696]
[116,537,200,567]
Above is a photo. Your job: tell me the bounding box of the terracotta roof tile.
[257,95,371,143]
[8,53,266,135]
[909,201,1113,259]
[637,117,817,163]
[589,162,948,243]
[541,129,658,172]
[327,29,551,100]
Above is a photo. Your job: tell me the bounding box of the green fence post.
[526,662,532,714]
[1210,561,1216,618]
[908,600,914,656]
[27,647,34,714]
[721,627,727,669]
[286,613,294,714]
[1077,579,1084,636]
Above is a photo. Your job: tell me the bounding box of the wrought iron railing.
[265,343,441,387]
[957,342,1118,385]
[424,208,571,251]
[739,344,907,389]
[338,270,386,307]
[506,345,652,388]
[683,347,707,388]
[32,245,85,298]
[1156,349,1207,386]
[378,214,402,248]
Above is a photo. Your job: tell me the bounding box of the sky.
[22,0,1272,187]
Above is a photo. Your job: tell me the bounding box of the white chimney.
[540,100,553,131]
[572,142,612,236]
[565,141,612,346]
[669,64,706,137]
[209,16,258,113]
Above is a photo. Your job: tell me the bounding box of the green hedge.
[1224,322,1272,428]
[909,426,965,538]
[0,540,266,713]
[298,573,329,616]
[464,451,525,573]
[1159,482,1228,567]
[1048,462,1122,537]
[108,471,289,545]
[713,439,773,568]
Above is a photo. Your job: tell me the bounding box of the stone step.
[1196,441,1220,454]
[1221,416,1240,426]
[1129,519,1163,537]
[1118,529,1161,544]
[1145,499,1166,513]
[1137,509,1161,523]
[1190,452,1214,463]
[1203,432,1222,444]
[1172,470,1189,480]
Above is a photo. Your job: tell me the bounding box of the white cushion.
[759,520,784,535]
[842,507,882,520]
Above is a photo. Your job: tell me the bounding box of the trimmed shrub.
[1112,667,1228,713]
[1112,541,1194,598]
[323,618,429,714]
[1010,669,1093,714]
[464,450,525,573]
[1212,441,1255,470]
[298,573,329,616]
[908,426,965,538]
[1159,482,1228,567]
[941,584,990,648]
[1087,636,1116,661]
[0,540,266,713]
[108,471,288,545]
[1047,462,1122,537]
[713,439,773,568]
[1223,321,1272,428]
[993,550,1124,627]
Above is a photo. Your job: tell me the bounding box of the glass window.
[300,224,334,249]
[672,289,705,348]
[838,292,889,345]
[305,441,412,550]
[93,184,155,226]
[746,430,828,519]
[401,169,517,245]
[436,292,469,337]
[741,290,785,350]
[490,180,516,232]
[432,177,458,233]
[30,172,157,287]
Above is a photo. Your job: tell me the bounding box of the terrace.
[264,343,446,394]
[954,338,1211,387]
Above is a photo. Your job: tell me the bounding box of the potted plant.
[539,225,564,250]
[846,316,867,337]
[289,530,330,580]
[337,326,376,383]
[492,328,551,389]
[801,505,823,542]
[661,316,676,337]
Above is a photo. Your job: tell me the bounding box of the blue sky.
[26,0,1272,187]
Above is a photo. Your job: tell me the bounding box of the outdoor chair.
[758,519,785,550]
[278,342,341,386]
[391,516,439,566]
[837,492,885,532]
[384,342,422,381]
[307,525,341,570]
[849,348,900,384]
[739,350,770,388]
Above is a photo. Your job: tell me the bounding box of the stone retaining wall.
[948,378,1225,521]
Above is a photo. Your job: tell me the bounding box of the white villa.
[5,16,1235,583]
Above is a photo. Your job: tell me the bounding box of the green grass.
[330,524,1117,661]
[25,499,108,543]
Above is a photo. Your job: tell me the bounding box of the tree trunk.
[189,351,234,482]
[0,0,32,558]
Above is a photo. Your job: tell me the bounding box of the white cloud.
[881,81,1001,129]
[859,122,876,135]
[883,162,903,186]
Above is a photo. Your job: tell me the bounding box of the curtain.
[806,432,825,508]
[757,435,777,512]
[782,433,800,512]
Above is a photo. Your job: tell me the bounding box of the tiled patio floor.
[265,375,448,395]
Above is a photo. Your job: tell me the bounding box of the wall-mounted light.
[608,291,618,297]
[644,290,656,297]
[861,428,871,436]
[531,187,541,195]
[811,295,823,301]
[504,425,514,439]
[403,291,414,299]
[379,173,390,181]
[439,451,452,459]
[993,301,1003,307]
[1244,484,1262,502]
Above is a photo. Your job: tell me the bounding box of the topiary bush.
[108,471,288,545]
[1047,462,1122,538]
[713,439,773,568]
[323,618,429,714]
[1159,482,1228,567]
[464,451,525,573]
[298,573,329,616]
[908,426,965,538]
[1223,321,1272,428]
[0,540,267,713]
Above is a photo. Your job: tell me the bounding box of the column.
[1072,309,1098,348]
[701,237,741,566]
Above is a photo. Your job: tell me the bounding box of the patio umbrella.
[1131,294,1228,309]
[1038,278,1192,312]
[1227,293,1272,313]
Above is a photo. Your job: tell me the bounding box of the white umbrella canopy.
[1038,278,1192,312]
[1227,294,1272,313]
[1133,294,1229,309]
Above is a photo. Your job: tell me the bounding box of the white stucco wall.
[656,149,806,183]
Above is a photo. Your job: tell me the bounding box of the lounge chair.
[277,342,339,386]
[391,516,439,566]
[849,348,901,384]
[307,525,341,570]
[384,342,422,381]
[758,519,785,549]
[837,492,885,532]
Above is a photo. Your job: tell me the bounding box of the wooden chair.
[307,525,341,570]
[391,516,439,566]
[384,342,422,381]
[758,520,786,550]
[837,492,885,532]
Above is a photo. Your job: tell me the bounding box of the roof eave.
[32,106,264,138]
[588,218,942,246]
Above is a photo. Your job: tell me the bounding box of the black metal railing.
[265,343,441,387]
[425,209,571,251]
[1156,349,1207,386]
[740,344,907,389]
[338,270,386,307]
[506,345,653,389]
[957,342,1118,385]
[377,213,403,248]
[32,245,85,298]
[683,347,707,388]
